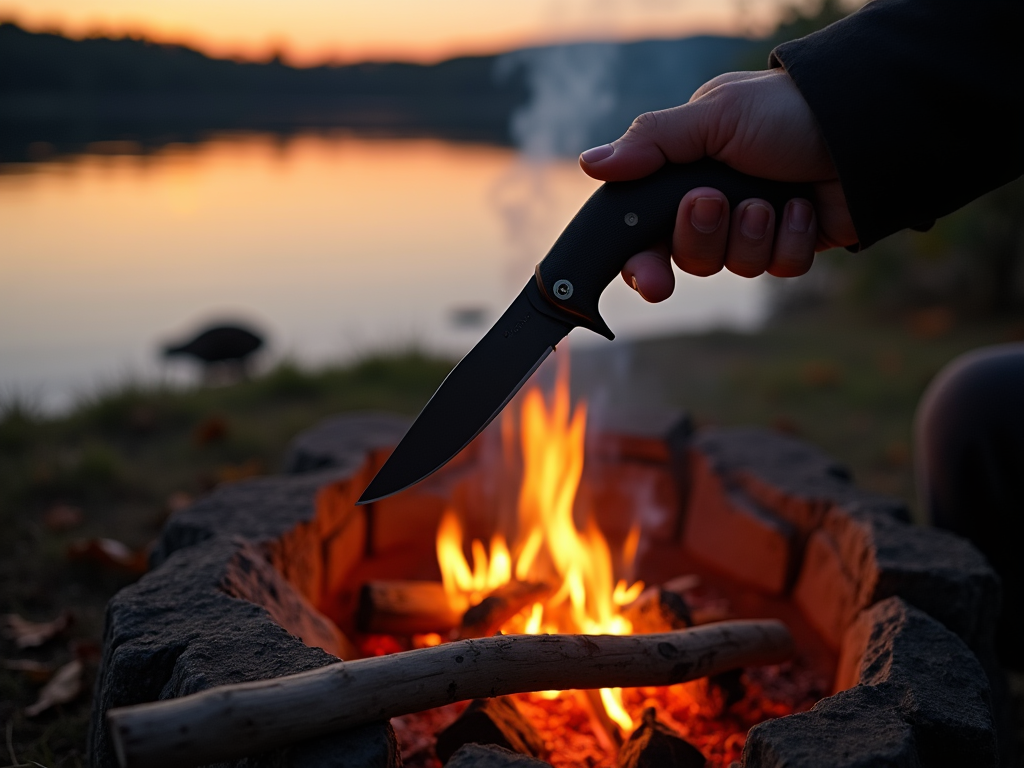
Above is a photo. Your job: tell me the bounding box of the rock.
[446,744,553,768]
[435,697,546,764]
[743,686,921,768]
[617,708,706,768]
[283,412,410,474]
[88,536,398,768]
[838,598,998,768]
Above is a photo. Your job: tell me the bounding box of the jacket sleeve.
[770,0,1023,250]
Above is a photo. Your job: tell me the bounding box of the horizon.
[0,0,794,67]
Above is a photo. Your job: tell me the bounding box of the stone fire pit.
[90,412,1006,767]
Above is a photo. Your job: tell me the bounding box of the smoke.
[497,42,621,159]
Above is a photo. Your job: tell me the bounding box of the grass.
[1,314,1022,765]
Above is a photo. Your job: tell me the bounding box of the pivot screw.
[624,212,639,226]
[553,279,574,300]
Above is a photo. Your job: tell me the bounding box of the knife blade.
[358,158,809,504]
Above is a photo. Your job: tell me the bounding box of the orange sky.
[0,0,794,65]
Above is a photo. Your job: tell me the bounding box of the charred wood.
[617,708,706,768]
[356,580,461,635]
[459,581,554,639]
[434,697,545,764]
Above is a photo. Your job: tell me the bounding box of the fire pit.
[90,375,1005,768]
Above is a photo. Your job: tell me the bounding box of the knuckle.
[628,111,663,136]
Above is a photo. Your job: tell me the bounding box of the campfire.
[352,367,825,768]
[97,359,1003,768]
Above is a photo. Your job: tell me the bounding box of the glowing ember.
[436,369,644,729]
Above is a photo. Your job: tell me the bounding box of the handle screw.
[553,280,574,300]
[624,212,639,226]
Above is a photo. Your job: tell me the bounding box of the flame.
[436,369,644,733]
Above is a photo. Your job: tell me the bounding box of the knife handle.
[534,158,812,338]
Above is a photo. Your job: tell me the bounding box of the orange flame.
[436,368,644,732]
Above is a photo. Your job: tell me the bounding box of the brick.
[792,528,859,650]
[682,451,796,595]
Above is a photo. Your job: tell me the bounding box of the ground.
[1,312,1021,767]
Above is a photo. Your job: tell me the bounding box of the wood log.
[578,689,624,753]
[356,580,461,635]
[617,708,705,768]
[459,581,554,639]
[622,585,692,634]
[434,697,545,764]
[107,620,793,768]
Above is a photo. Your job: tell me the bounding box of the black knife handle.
[534,158,811,338]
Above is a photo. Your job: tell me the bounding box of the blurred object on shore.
[193,415,229,446]
[162,323,265,383]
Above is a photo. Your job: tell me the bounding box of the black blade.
[358,281,573,504]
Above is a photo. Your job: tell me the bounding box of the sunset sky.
[0,0,795,65]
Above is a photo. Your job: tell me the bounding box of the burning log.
[622,585,693,634]
[107,620,793,768]
[617,708,706,768]
[434,697,546,764]
[356,580,462,635]
[579,689,625,752]
[459,581,554,639]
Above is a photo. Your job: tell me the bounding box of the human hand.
[579,68,857,302]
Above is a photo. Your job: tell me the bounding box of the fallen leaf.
[67,537,148,575]
[24,658,83,717]
[1,611,72,649]
[2,658,54,683]
[214,459,265,485]
[43,504,84,533]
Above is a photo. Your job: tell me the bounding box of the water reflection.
[0,132,768,411]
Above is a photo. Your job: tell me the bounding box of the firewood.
[617,708,706,768]
[578,689,625,752]
[623,586,693,634]
[107,620,793,768]
[356,580,461,635]
[459,581,554,639]
[434,697,545,764]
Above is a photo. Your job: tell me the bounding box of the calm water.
[0,132,769,411]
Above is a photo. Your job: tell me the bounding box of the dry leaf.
[2,658,54,683]
[1,611,72,649]
[24,658,83,717]
[43,503,84,532]
[67,537,149,575]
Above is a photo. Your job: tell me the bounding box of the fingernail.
[740,203,771,239]
[580,144,614,164]
[691,197,723,234]
[630,275,650,301]
[788,200,812,234]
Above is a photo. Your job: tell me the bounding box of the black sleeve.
[770,0,1023,250]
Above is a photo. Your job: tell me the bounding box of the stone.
[820,505,1000,659]
[283,412,411,475]
[617,707,706,768]
[691,428,910,536]
[89,536,399,768]
[682,451,797,595]
[435,697,546,764]
[837,598,998,768]
[446,743,553,768]
[743,685,920,768]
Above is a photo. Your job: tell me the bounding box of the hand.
[579,68,857,303]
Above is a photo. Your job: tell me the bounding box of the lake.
[0,132,770,411]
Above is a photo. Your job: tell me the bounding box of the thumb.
[579,102,710,181]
